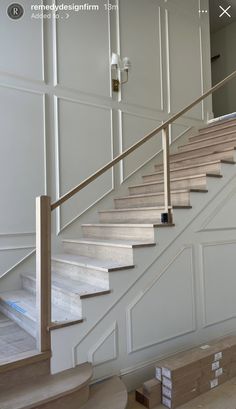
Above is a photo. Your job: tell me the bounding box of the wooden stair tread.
[0,363,92,409]
[82,222,173,228]
[150,159,234,176]
[185,129,236,146]
[169,147,236,164]
[80,376,127,409]
[0,289,80,323]
[116,188,208,200]
[173,138,236,155]
[99,205,190,213]
[178,136,236,153]
[22,272,110,299]
[63,237,156,248]
[129,173,221,189]
[53,253,134,272]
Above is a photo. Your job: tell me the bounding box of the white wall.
[211,21,236,117]
[0,0,212,276]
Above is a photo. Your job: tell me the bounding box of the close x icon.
[219,5,232,17]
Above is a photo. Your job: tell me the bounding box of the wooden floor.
[127,376,236,409]
[0,312,36,363]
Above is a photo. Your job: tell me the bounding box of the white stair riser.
[22,275,82,316]
[154,150,235,171]
[99,208,163,224]
[129,177,207,195]
[64,241,134,264]
[21,275,36,294]
[0,303,35,338]
[179,132,236,152]
[143,163,221,182]
[82,225,155,241]
[115,191,191,209]
[52,260,109,289]
[173,139,236,160]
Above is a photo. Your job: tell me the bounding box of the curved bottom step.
[0,363,93,409]
[81,376,128,409]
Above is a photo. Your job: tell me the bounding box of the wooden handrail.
[51,69,236,211]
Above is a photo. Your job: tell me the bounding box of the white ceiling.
[209,0,236,32]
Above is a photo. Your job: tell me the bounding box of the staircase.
[1,119,236,338]
[0,117,236,406]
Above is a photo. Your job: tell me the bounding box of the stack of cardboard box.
[154,335,236,408]
[156,348,201,408]
[135,378,161,408]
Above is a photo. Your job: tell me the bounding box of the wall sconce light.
[111,53,131,92]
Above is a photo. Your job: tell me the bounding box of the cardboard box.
[199,372,228,394]
[143,378,161,395]
[194,335,236,367]
[228,360,236,378]
[162,375,199,392]
[162,383,198,400]
[211,335,236,353]
[156,336,235,382]
[201,353,231,376]
[156,349,201,381]
[135,387,161,408]
[197,343,229,367]
[201,366,228,383]
[162,387,198,409]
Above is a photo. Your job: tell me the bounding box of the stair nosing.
[82,223,165,228]
[63,238,157,249]
[52,254,134,272]
[48,319,84,331]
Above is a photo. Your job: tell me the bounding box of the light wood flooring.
[0,312,36,363]
[128,376,236,409]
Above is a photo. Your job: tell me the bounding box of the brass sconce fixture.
[111,53,131,93]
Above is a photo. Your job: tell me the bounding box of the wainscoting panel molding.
[0,0,44,82]
[200,240,236,328]
[126,246,196,353]
[119,111,162,182]
[54,96,114,233]
[88,321,118,366]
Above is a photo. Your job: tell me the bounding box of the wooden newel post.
[36,195,51,352]
[162,126,172,224]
